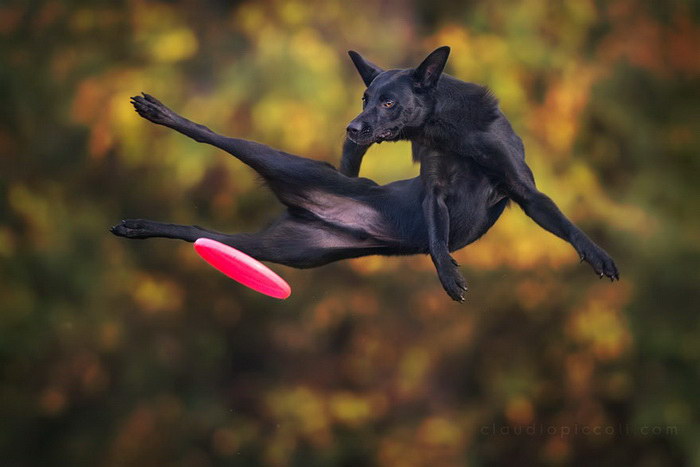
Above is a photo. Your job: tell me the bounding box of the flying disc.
[194,238,291,299]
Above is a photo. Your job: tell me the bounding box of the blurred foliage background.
[1,0,699,465]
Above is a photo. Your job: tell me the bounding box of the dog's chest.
[430,153,471,192]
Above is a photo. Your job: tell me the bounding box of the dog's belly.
[291,175,504,253]
[444,175,506,251]
[300,189,398,243]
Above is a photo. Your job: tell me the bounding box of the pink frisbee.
[193,238,291,299]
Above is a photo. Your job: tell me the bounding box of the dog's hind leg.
[110,219,243,244]
[126,94,402,256]
[130,94,379,206]
[110,214,392,269]
[131,95,339,183]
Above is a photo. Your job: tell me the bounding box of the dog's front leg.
[470,134,619,281]
[339,138,371,177]
[422,187,468,302]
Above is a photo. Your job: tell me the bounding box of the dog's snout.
[346,121,363,137]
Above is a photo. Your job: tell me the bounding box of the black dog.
[111,94,508,295]
[342,46,618,300]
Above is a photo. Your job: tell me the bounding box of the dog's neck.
[409,81,500,150]
[408,112,457,152]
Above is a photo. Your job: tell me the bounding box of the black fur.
[343,47,618,300]
[111,94,508,296]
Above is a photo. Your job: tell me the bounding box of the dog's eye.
[382,100,395,108]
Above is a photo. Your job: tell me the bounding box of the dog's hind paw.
[110,219,155,239]
[130,93,176,126]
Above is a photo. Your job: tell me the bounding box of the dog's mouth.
[375,127,400,143]
[347,127,401,145]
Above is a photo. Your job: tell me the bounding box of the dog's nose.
[346,121,362,137]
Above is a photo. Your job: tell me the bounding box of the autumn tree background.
[1,0,698,465]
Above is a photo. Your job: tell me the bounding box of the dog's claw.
[438,264,468,302]
[577,244,618,282]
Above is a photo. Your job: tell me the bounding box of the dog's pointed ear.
[348,50,384,87]
[413,46,450,89]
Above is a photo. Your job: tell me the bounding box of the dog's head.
[345,46,450,145]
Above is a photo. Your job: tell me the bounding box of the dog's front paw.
[578,242,619,281]
[130,93,176,126]
[437,262,468,302]
[110,219,155,239]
